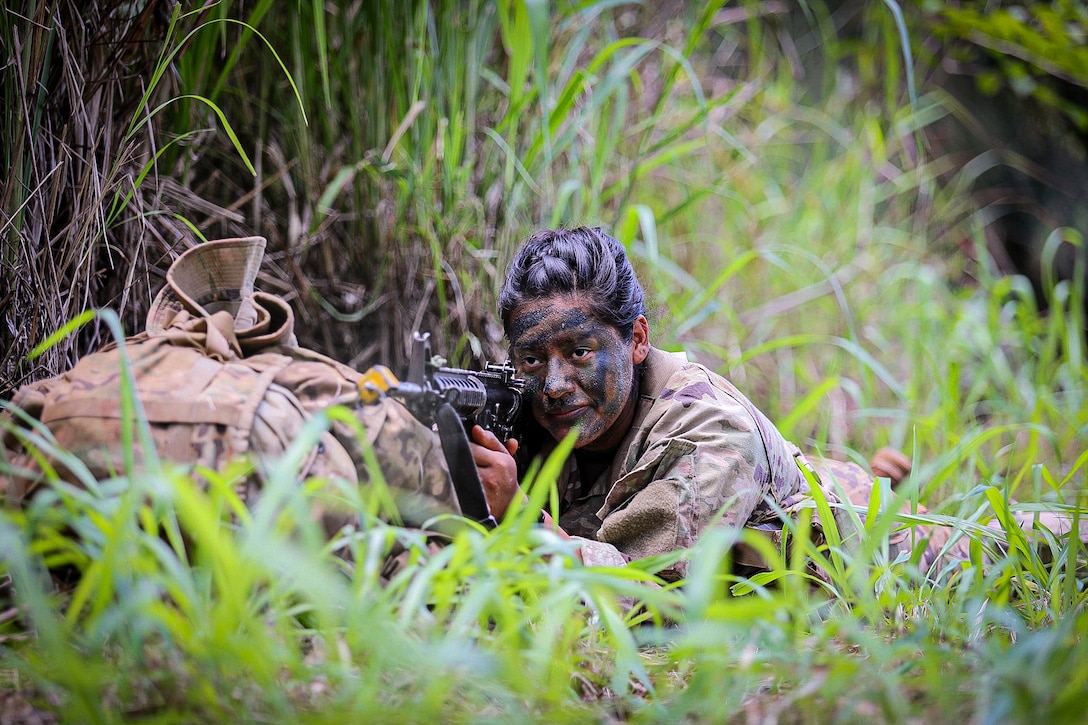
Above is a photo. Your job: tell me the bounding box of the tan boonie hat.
[146,236,297,349]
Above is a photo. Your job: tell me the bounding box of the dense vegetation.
[1,1,1086,722]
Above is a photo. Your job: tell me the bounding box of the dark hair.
[499,226,646,341]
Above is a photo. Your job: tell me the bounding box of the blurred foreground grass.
[2,393,1086,723]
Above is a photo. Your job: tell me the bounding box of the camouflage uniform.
[806,456,971,571]
[542,347,963,580]
[2,237,460,535]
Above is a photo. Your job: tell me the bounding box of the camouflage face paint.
[509,295,638,451]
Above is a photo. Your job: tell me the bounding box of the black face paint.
[509,295,638,451]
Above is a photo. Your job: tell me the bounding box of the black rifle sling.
[434,402,498,529]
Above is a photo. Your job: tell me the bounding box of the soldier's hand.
[870,447,912,487]
[469,425,521,520]
[469,427,582,562]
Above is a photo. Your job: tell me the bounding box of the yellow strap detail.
[357,365,400,404]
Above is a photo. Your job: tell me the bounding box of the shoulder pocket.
[600,437,697,517]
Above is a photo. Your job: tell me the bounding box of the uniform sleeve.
[593,390,773,582]
[576,538,632,568]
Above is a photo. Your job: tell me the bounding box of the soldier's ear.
[631,315,649,364]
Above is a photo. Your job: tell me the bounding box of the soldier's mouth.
[545,404,587,423]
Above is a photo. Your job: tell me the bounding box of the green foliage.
[2,0,1088,722]
[0,408,668,721]
[930,0,1088,129]
[67,0,741,369]
[3,418,1087,721]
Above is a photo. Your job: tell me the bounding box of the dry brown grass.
[1,1,516,399]
[1,1,235,395]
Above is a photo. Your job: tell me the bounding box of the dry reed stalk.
[0,1,253,397]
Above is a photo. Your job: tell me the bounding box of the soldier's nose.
[543,362,574,398]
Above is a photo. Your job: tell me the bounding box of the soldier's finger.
[470,424,505,451]
[870,447,912,486]
[470,440,501,465]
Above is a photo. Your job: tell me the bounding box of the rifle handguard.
[359,333,524,444]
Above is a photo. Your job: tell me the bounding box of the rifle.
[359,331,525,441]
[358,331,525,528]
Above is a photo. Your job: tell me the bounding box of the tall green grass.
[152,0,737,369]
[2,0,1087,722]
[3,387,1085,721]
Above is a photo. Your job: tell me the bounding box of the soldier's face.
[509,295,649,450]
